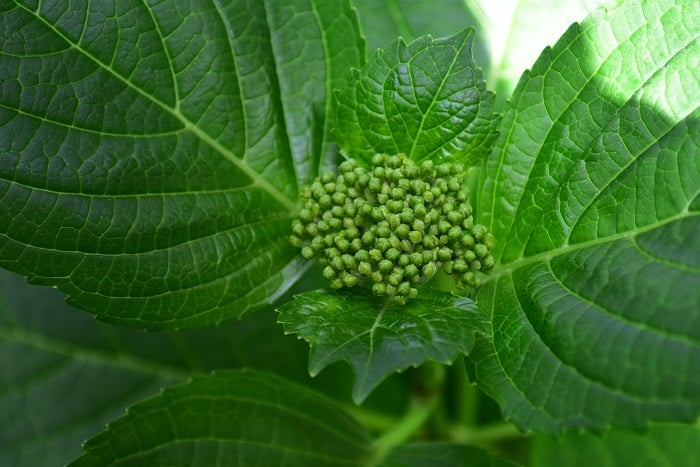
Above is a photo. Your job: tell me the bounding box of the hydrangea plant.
[0,0,698,465]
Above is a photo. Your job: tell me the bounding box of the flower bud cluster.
[290,154,495,303]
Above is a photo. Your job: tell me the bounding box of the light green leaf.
[472,0,700,433]
[532,422,700,466]
[0,0,363,329]
[70,370,372,466]
[381,442,518,467]
[277,288,486,403]
[335,28,497,167]
[0,268,315,466]
[352,0,489,68]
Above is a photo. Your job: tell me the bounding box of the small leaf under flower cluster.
[290,154,495,303]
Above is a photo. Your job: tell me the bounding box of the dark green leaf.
[335,28,496,167]
[532,423,700,466]
[0,0,363,329]
[277,288,486,403]
[381,442,519,467]
[473,0,700,433]
[0,268,316,465]
[70,370,372,466]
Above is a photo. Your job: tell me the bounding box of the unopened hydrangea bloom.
[290,154,495,303]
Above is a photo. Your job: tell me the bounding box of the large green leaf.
[277,288,485,403]
[335,28,497,167]
[0,268,315,466]
[0,0,363,329]
[532,422,700,466]
[472,0,700,433]
[70,370,373,466]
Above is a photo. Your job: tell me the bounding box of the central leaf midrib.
[20,3,297,213]
[405,32,469,159]
[485,210,699,283]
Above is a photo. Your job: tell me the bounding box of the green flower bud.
[323,266,336,279]
[342,254,356,269]
[472,224,487,241]
[389,272,403,286]
[387,200,403,213]
[395,224,410,238]
[358,261,373,276]
[331,278,343,289]
[409,252,424,266]
[343,274,359,287]
[405,264,419,278]
[474,243,489,259]
[448,226,463,242]
[399,209,414,224]
[336,238,350,252]
[483,255,495,270]
[331,205,345,218]
[369,249,383,262]
[484,232,496,249]
[339,160,356,173]
[397,281,411,296]
[319,194,332,208]
[332,192,346,205]
[408,230,422,244]
[373,282,387,296]
[379,259,393,273]
[301,246,314,259]
[437,247,452,262]
[331,255,345,271]
[328,218,342,229]
[387,155,403,168]
[422,263,437,280]
[386,248,401,261]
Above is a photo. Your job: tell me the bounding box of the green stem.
[451,356,480,426]
[369,396,439,466]
[343,405,398,433]
[448,421,524,445]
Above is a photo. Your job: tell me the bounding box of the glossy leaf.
[472,0,700,433]
[70,370,372,466]
[335,28,497,167]
[277,288,486,403]
[0,268,316,466]
[381,442,518,467]
[0,0,363,329]
[532,423,700,466]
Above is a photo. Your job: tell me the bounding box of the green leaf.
[335,28,497,167]
[277,288,486,403]
[473,0,700,433]
[351,0,489,68]
[0,0,363,329]
[70,370,372,466]
[381,442,518,467]
[532,422,700,466]
[0,268,316,465]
